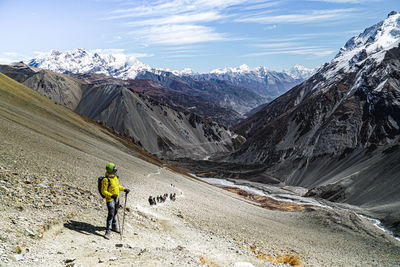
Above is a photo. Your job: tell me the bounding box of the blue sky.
[0,0,398,72]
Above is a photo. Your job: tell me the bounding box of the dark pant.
[106,198,119,231]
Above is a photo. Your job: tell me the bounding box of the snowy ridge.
[208,64,315,80]
[29,48,151,79]
[324,11,400,80]
[28,49,314,82]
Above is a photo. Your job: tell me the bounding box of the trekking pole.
[120,191,128,240]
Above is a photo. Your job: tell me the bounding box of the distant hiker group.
[148,193,176,205]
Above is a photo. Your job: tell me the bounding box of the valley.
[1,6,400,266]
[0,70,399,266]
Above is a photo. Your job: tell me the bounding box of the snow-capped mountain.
[29,48,151,80]
[285,64,316,80]
[186,64,311,99]
[28,49,313,98]
[208,64,315,80]
[230,11,400,236]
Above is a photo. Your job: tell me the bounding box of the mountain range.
[28,49,314,123]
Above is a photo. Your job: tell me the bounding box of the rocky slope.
[230,11,400,236]
[0,72,399,266]
[0,64,239,160]
[76,82,238,160]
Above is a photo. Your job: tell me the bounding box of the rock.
[98,258,104,263]
[16,245,23,254]
[65,258,75,263]
[43,199,53,207]
[115,243,123,248]
[0,186,9,192]
[138,249,146,256]
[109,257,117,261]
[37,183,48,188]
[124,244,134,249]
[24,228,35,237]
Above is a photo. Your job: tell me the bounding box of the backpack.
[98,176,110,198]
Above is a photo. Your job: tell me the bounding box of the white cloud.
[106,0,279,45]
[266,25,277,30]
[123,12,222,27]
[243,47,335,57]
[0,52,29,64]
[307,0,378,3]
[105,1,359,47]
[91,48,125,54]
[253,42,302,48]
[243,1,281,10]
[128,53,154,58]
[4,52,19,57]
[236,8,357,24]
[129,24,227,45]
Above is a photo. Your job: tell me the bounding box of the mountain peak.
[285,64,316,80]
[323,11,400,79]
[338,11,400,58]
[388,10,398,17]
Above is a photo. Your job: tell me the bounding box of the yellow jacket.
[101,173,125,202]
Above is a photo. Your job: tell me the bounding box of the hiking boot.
[104,230,110,240]
[112,224,120,233]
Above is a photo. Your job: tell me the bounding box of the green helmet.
[106,163,117,174]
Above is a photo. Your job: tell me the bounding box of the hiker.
[148,196,153,205]
[101,163,130,240]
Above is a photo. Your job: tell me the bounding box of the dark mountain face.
[0,64,241,160]
[230,12,400,236]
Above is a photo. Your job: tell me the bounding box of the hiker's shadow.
[64,220,105,237]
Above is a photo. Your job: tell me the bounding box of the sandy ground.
[1,74,400,266]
